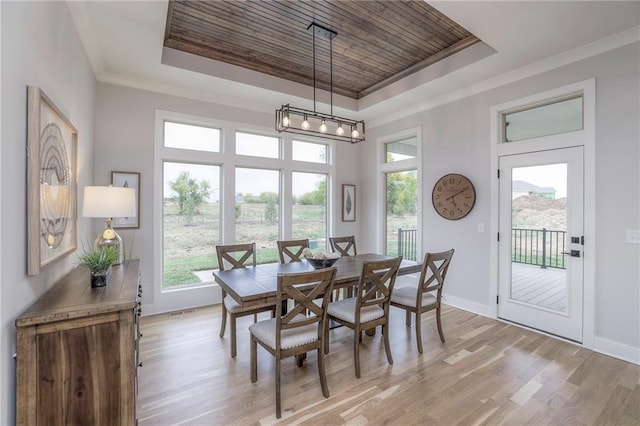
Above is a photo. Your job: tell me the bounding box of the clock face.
[432,174,476,220]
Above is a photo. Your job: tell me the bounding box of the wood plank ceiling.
[164,1,480,100]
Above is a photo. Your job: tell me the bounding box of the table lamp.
[82,186,136,265]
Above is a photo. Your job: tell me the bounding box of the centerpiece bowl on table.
[302,248,340,269]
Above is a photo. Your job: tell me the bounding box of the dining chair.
[277,239,310,263]
[216,243,276,358]
[329,235,357,298]
[249,267,336,419]
[329,235,357,256]
[390,249,454,354]
[324,256,402,378]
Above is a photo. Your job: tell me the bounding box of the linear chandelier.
[275,23,365,144]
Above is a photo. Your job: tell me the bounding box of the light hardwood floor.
[138,304,639,425]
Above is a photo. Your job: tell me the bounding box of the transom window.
[385,136,418,162]
[502,95,583,142]
[164,121,220,152]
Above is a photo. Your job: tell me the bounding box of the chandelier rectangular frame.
[275,22,365,144]
[275,104,365,143]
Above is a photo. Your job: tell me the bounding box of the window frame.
[377,127,422,257]
[153,110,335,312]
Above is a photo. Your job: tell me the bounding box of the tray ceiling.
[164,0,480,100]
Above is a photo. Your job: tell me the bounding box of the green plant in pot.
[78,246,119,288]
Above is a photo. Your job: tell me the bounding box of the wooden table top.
[213,254,421,307]
[16,260,141,327]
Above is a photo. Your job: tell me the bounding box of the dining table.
[213,253,421,310]
[213,253,421,364]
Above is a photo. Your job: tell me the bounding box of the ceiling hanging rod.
[275,22,365,144]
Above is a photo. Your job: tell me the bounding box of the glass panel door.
[498,147,584,342]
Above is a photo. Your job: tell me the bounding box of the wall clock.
[432,173,476,220]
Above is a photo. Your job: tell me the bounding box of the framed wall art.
[342,184,356,222]
[111,171,140,229]
[27,86,78,275]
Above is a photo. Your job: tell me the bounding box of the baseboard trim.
[592,336,640,366]
[442,294,639,366]
[441,294,492,317]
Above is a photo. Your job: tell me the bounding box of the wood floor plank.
[137,304,640,425]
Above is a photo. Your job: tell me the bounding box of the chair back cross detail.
[277,239,309,263]
[216,243,256,270]
[329,236,357,256]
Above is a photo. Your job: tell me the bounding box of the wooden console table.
[15,260,142,426]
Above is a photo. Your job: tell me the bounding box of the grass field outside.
[163,199,418,288]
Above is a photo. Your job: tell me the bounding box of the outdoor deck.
[511,262,566,312]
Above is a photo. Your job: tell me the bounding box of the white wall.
[93,82,361,313]
[0,2,96,423]
[361,42,640,360]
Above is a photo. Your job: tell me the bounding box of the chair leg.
[317,347,329,398]
[276,358,282,418]
[415,313,423,354]
[230,315,237,358]
[405,310,411,327]
[383,322,394,365]
[436,306,446,343]
[219,300,227,337]
[354,330,361,378]
[250,336,257,382]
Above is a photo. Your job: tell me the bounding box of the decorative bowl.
[305,257,339,269]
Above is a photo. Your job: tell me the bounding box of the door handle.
[562,250,580,257]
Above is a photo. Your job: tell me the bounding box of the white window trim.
[153,109,335,314]
[376,127,422,256]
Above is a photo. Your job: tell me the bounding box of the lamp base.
[95,218,125,265]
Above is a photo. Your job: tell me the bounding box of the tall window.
[162,119,221,289]
[381,133,420,260]
[235,167,280,264]
[292,172,328,250]
[385,170,418,259]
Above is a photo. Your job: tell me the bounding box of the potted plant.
[78,246,119,287]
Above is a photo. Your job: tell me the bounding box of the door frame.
[489,79,596,348]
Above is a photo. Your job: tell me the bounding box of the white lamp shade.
[82,186,136,218]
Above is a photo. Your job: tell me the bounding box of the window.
[385,170,418,260]
[292,172,328,250]
[503,96,583,142]
[380,129,420,261]
[236,131,280,158]
[157,111,334,307]
[385,136,418,162]
[293,140,328,164]
[235,168,280,264]
[164,121,220,152]
[162,162,220,289]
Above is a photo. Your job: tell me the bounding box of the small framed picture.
[342,184,356,222]
[111,171,140,229]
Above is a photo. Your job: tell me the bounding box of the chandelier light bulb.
[336,123,344,136]
[319,119,327,133]
[282,113,290,127]
[351,128,360,139]
[301,116,310,130]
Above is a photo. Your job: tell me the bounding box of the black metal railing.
[397,228,418,261]
[512,228,566,269]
